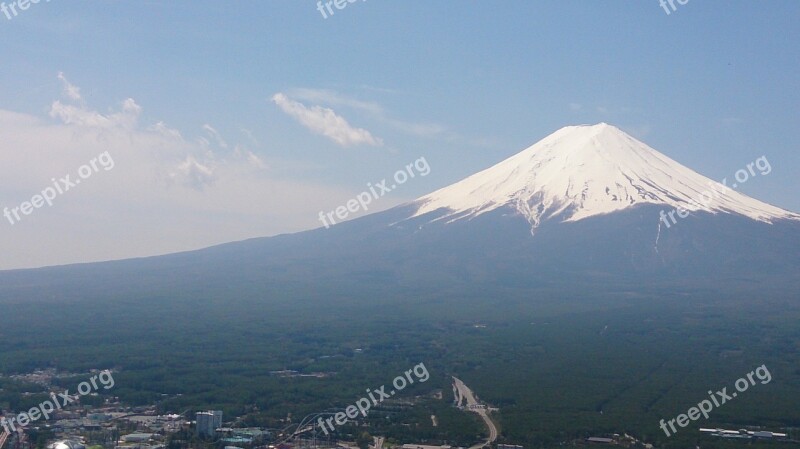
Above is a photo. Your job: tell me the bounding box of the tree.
[356,431,373,449]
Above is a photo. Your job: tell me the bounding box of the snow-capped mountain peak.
[412,123,799,229]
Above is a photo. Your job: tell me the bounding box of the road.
[452,377,498,449]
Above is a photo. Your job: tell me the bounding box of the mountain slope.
[412,123,799,231]
[1,123,799,304]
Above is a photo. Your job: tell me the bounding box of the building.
[699,428,788,439]
[586,437,614,444]
[120,434,155,444]
[48,441,86,449]
[401,445,453,449]
[196,411,223,437]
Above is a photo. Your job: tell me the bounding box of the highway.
[452,377,498,449]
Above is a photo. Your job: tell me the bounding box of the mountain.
[1,123,799,303]
[1,124,796,449]
[412,123,799,231]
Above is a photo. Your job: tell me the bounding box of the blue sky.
[0,1,798,269]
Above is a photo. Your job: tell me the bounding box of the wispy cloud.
[50,97,141,129]
[203,124,229,149]
[286,88,451,140]
[289,88,383,115]
[172,155,216,190]
[57,72,82,101]
[148,121,184,140]
[271,92,383,147]
[44,86,261,194]
[1,74,384,269]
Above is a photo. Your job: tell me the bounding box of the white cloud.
[245,149,267,169]
[49,97,141,129]
[57,72,82,101]
[203,124,229,149]
[283,88,494,148]
[271,93,383,147]
[172,155,216,190]
[289,88,383,115]
[0,75,372,270]
[149,121,184,140]
[287,88,448,139]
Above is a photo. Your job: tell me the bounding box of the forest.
[1,282,798,449]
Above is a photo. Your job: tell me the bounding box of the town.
[1,369,794,449]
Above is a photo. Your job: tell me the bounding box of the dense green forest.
[1,285,798,449]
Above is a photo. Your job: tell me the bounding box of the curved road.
[452,377,498,449]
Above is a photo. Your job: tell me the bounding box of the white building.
[196,411,223,437]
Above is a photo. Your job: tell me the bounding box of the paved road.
[452,377,498,449]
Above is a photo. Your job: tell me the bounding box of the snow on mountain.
[411,123,799,230]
